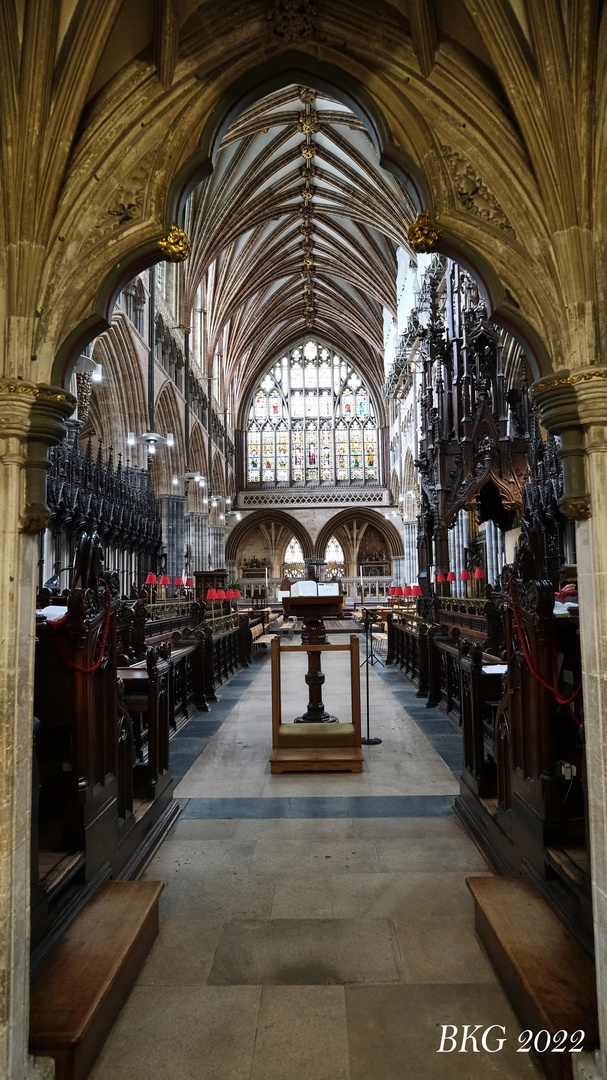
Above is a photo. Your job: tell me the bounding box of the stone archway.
[226,510,314,568]
[2,10,606,1079]
[315,509,404,579]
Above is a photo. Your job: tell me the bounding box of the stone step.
[30,879,163,1080]
[466,875,598,1080]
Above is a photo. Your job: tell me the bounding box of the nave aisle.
[90,647,541,1080]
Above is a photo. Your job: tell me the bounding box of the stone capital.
[0,379,76,533]
[530,371,589,519]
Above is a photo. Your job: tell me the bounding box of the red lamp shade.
[226,590,235,599]
[403,585,412,596]
[447,572,456,582]
[145,573,157,585]
[206,588,217,600]
[216,589,226,600]
[460,570,471,581]
[393,587,403,596]
[174,576,184,587]
[436,573,446,583]
[412,585,422,597]
[185,578,194,587]
[233,589,241,598]
[159,575,170,586]
[474,568,487,580]
[389,586,397,596]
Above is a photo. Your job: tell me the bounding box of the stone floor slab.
[208,919,403,985]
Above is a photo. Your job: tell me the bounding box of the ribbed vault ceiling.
[183,85,417,406]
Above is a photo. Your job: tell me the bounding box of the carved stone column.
[532,371,607,1080]
[184,510,210,573]
[0,380,75,1080]
[159,495,186,592]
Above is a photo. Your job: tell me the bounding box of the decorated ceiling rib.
[183,85,417,406]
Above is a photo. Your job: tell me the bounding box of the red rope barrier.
[53,587,113,674]
[508,576,582,725]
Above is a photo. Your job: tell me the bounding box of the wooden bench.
[30,880,164,1080]
[466,876,598,1080]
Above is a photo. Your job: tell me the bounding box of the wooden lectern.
[270,634,362,772]
[281,595,343,722]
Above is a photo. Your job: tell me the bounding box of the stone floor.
[90,642,542,1080]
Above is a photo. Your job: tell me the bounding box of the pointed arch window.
[246,339,379,485]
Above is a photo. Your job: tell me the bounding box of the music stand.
[360,613,382,745]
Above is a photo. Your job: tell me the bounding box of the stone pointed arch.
[225,510,313,563]
[50,45,556,389]
[152,382,185,494]
[81,314,149,467]
[315,508,404,562]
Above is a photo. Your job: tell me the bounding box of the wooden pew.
[32,586,177,957]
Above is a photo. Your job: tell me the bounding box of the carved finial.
[408,211,442,253]
[158,224,192,263]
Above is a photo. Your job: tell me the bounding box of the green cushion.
[277,722,356,748]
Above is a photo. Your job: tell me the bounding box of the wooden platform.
[467,876,598,1080]
[270,746,364,772]
[30,880,164,1080]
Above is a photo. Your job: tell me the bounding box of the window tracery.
[246,340,379,485]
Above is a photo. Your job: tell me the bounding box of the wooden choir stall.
[29,545,264,1079]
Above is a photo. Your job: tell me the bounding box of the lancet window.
[246,340,379,485]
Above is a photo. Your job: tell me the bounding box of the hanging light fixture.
[127,430,174,456]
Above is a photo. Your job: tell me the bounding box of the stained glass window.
[248,428,260,482]
[254,391,267,420]
[321,422,332,481]
[364,427,377,480]
[356,388,368,418]
[341,387,354,419]
[304,362,316,387]
[269,388,281,421]
[305,423,318,480]
[246,340,378,486]
[276,424,289,481]
[336,421,348,480]
[350,423,363,479]
[262,430,274,481]
[292,423,304,481]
